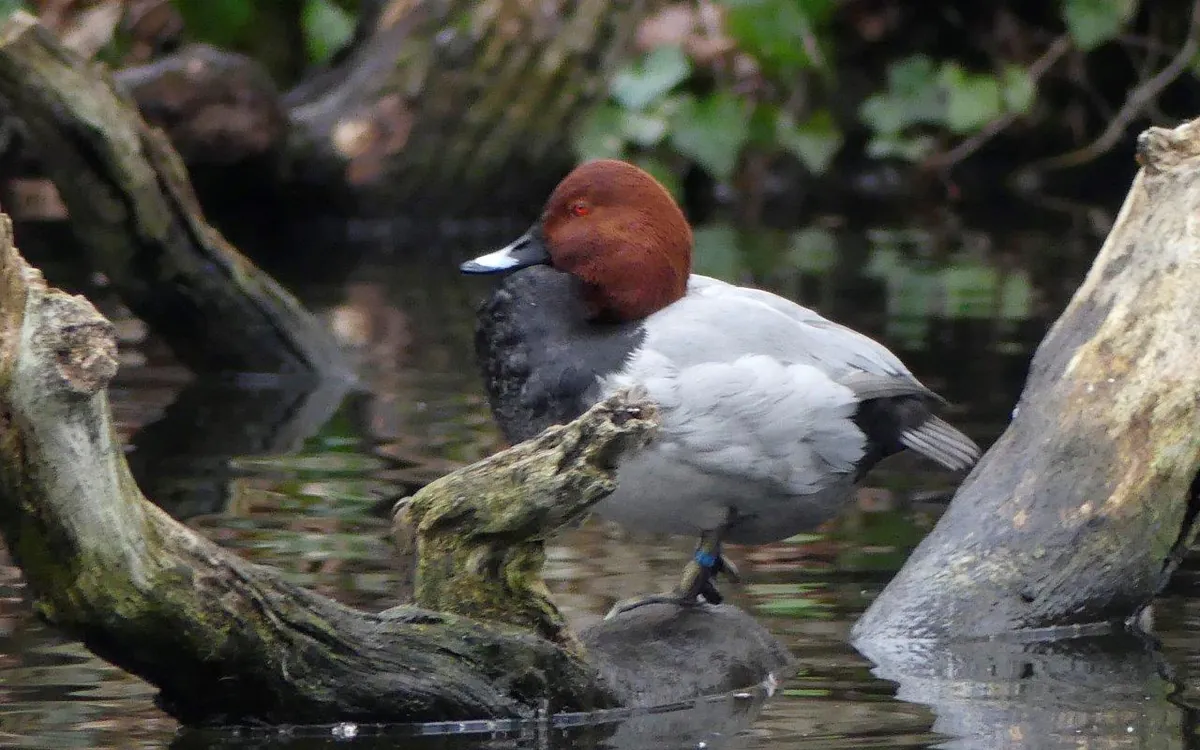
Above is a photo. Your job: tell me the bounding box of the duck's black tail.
[898,415,980,472]
[848,376,982,476]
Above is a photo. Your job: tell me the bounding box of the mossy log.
[0,12,349,377]
[0,215,790,725]
[853,117,1200,642]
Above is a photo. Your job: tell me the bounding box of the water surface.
[4,215,1197,749]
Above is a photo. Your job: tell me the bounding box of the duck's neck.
[575,268,686,323]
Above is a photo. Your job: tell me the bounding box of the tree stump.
[853,117,1200,642]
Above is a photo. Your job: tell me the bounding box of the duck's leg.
[604,517,740,620]
[678,528,741,604]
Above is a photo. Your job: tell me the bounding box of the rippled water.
[4,215,1199,749]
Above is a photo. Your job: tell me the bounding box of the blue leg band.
[694,550,718,568]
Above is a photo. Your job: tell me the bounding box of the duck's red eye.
[569,201,591,217]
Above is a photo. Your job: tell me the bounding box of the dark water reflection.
[3,214,1197,748]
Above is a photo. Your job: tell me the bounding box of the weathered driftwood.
[0,217,790,725]
[0,12,349,377]
[853,118,1200,642]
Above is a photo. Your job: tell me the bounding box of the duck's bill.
[460,227,550,274]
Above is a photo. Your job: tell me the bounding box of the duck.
[460,159,980,618]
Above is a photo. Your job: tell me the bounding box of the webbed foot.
[603,549,739,619]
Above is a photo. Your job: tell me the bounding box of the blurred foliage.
[572,0,1194,198]
[0,0,27,19]
[1062,0,1138,50]
[861,56,1035,161]
[171,0,354,79]
[300,0,356,63]
[13,0,1190,209]
[574,0,844,193]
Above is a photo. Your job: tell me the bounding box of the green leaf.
[888,54,940,96]
[939,63,1004,134]
[571,105,628,161]
[865,133,937,162]
[172,0,256,49]
[619,110,669,147]
[302,0,355,63]
[775,109,843,174]
[0,0,27,20]
[724,0,837,74]
[1062,0,1138,50]
[669,93,751,181]
[859,55,943,135]
[1001,65,1036,114]
[610,46,691,111]
[859,94,906,136]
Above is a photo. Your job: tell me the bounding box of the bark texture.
[853,118,1200,642]
[0,216,790,725]
[0,12,349,377]
[283,0,661,213]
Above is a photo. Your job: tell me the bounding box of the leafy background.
[2,0,1193,208]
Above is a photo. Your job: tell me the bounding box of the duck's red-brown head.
[461,159,692,321]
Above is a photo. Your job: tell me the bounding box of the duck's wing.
[619,277,980,474]
[683,275,916,379]
[610,351,869,495]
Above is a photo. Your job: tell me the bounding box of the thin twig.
[1021,0,1200,175]
[928,35,1072,170]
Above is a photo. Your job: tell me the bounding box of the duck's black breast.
[473,266,646,444]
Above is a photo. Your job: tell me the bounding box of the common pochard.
[461,159,980,617]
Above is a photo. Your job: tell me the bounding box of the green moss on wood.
[399,394,657,654]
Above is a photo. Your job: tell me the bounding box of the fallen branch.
[0,216,790,725]
[854,116,1200,642]
[0,12,349,377]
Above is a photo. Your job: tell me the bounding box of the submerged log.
[0,215,790,725]
[0,13,348,377]
[853,117,1200,642]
